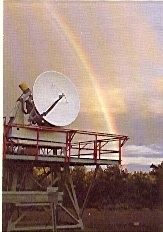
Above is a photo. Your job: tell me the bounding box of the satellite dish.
[33,71,80,127]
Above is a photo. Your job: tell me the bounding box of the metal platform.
[3,123,129,166]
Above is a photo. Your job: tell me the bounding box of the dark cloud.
[124,144,163,158]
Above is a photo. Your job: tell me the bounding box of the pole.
[51,203,57,232]
[81,165,99,217]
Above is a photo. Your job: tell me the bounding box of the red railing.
[3,122,129,164]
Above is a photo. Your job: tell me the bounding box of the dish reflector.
[33,71,80,126]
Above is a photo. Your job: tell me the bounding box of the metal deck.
[5,154,119,166]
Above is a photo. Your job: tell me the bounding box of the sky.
[3,1,163,172]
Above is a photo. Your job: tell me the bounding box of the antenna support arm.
[41,94,65,117]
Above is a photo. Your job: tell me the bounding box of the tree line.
[71,162,163,209]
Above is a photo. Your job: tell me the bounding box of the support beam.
[81,165,99,217]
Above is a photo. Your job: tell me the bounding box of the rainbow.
[44,3,117,134]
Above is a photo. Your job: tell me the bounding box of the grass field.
[3,208,163,232]
[82,208,163,232]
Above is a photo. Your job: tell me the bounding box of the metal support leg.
[81,165,99,217]
[63,166,84,230]
[51,203,57,232]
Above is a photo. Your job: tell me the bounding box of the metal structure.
[3,71,129,231]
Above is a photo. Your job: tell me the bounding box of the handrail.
[3,123,129,164]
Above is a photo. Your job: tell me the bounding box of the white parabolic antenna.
[33,71,80,127]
